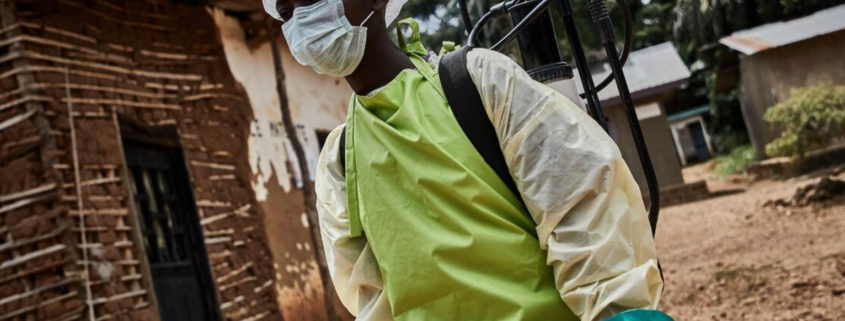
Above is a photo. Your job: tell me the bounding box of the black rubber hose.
[607,41,661,236]
[580,0,633,98]
[588,0,660,235]
[510,0,543,11]
[490,0,556,51]
[465,0,632,94]
[470,0,541,47]
[458,0,474,35]
[467,11,494,47]
[557,0,608,131]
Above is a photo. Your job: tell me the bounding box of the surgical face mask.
[282,0,374,77]
[264,0,407,27]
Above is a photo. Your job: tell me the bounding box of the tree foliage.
[635,1,675,49]
[402,0,845,59]
[402,0,648,64]
[764,83,845,159]
[708,89,750,154]
[403,0,845,66]
[400,0,845,156]
[671,0,844,63]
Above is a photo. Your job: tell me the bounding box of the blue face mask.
[281,0,374,77]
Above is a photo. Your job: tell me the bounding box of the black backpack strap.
[340,48,523,202]
[339,126,346,170]
[439,47,523,201]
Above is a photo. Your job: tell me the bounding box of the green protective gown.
[343,19,578,321]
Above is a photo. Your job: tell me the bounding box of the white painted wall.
[211,9,351,201]
[635,102,662,121]
[211,10,353,319]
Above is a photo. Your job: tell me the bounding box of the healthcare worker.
[264,0,665,320]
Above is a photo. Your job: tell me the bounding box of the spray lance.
[458,0,660,235]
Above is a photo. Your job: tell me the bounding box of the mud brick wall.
[0,84,84,319]
[0,1,87,320]
[0,0,282,320]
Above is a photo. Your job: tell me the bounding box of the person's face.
[275,0,375,28]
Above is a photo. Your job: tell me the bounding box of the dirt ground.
[656,163,845,321]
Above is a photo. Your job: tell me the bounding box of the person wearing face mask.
[263,0,668,320]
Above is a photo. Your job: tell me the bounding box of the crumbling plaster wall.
[211,9,352,321]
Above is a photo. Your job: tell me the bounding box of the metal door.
[123,141,220,321]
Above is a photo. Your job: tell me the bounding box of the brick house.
[0,0,352,320]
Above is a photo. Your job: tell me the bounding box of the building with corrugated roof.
[718,4,845,159]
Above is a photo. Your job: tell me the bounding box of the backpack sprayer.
[457,0,660,234]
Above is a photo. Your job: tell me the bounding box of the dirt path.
[656,165,845,320]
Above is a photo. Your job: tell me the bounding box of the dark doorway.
[121,123,221,321]
[688,122,711,162]
[316,129,332,151]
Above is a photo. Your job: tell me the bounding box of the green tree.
[635,1,675,48]
[402,0,466,50]
[402,0,845,64]
[707,89,749,154]
[764,83,845,159]
[672,0,845,63]
[399,1,845,160]
[402,0,650,65]
[780,0,845,15]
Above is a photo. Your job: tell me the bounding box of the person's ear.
[372,0,388,12]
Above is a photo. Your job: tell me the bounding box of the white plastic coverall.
[315,49,663,321]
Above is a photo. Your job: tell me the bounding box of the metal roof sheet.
[719,4,845,56]
[573,42,691,104]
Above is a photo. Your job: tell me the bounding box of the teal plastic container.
[605,310,674,321]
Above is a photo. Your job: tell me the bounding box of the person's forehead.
[279,0,331,7]
[275,0,295,7]
[264,0,310,19]
[270,0,313,9]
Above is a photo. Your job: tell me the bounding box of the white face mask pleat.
[265,0,406,26]
[282,0,374,77]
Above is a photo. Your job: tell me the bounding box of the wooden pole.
[265,18,339,321]
[65,67,96,321]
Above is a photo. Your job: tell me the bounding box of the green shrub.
[713,145,756,177]
[764,83,845,159]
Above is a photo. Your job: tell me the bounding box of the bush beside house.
[764,83,845,159]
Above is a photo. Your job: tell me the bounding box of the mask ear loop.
[360,11,375,27]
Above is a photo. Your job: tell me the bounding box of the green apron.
[344,19,577,321]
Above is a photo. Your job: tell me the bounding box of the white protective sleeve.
[314,49,663,321]
[315,127,394,320]
[465,49,663,321]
